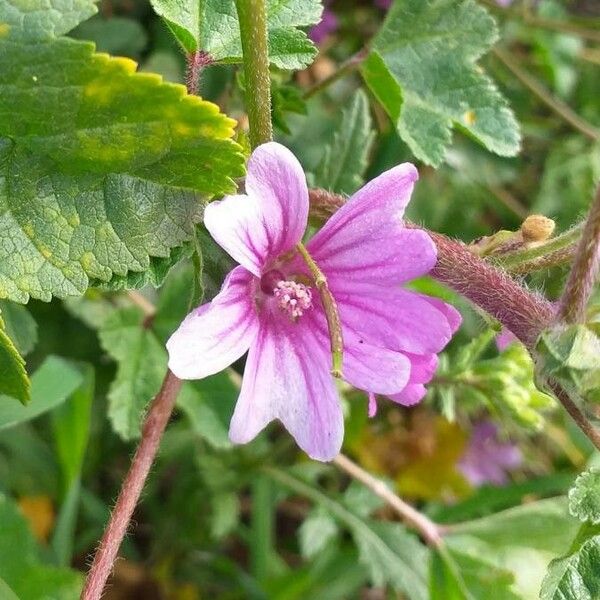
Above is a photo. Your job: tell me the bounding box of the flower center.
[273,279,313,320]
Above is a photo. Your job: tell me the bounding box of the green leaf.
[178,372,238,450]
[446,498,580,599]
[314,89,375,195]
[0,9,244,303]
[299,509,339,559]
[0,311,29,404]
[149,0,321,69]
[361,0,521,166]
[569,469,600,525]
[0,494,83,599]
[430,548,521,600]
[210,491,240,540]
[0,356,82,428]
[70,15,148,58]
[266,467,429,600]
[0,300,38,356]
[541,529,600,600]
[98,307,167,440]
[0,0,97,41]
[0,578,18,600]
[91,242,195,292]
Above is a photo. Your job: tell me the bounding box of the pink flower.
[167,142,460,461]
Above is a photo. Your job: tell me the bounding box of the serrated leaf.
[299,508,339,559]
[0,356,82,429]
[361,0,521,166]
[91,242,195,292]
[541,531,600,600]
[569,469,600,525]
[0,300,38,355]
[267,467,429,600]
[0,311,29,404]
[0,0,97,41]
[149,0,321,69]
[314,89,375,195]
[98,307,167,440]
[0,11,243,303]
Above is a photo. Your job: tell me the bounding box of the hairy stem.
[185,51,213,96]
[81,371,182,600]
[493,47,600,141]
[296,242,344,377]
[546,379,600,451]
[333,454,443,547]
[493,224,582,274]
[234,0,273,148]
[558,185,600,323]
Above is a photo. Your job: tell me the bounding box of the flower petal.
[205,142,308,276]
[166,267,258,379]
[307,163,436,284]
[387,384,427,406]
[229,315,343,462]
[332,282,455,355]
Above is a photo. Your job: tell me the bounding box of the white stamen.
[273,280,313,320]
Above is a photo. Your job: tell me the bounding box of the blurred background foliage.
[1,0,600,598]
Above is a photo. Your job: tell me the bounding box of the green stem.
[478,0,600,43]
[296,242,344,377]
[234,0,273,148]
[493,47,600,142]
[492,223,583,273]
[303,48,368,100]
[250,476,274,583]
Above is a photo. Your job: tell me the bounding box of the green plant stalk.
[250,476,274,583]
[235,0,273,148]
[493,47,600,142]
[296,242,344,377]
[493,224,583,273]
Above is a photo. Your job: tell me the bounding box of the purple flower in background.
[309,7,338,44]
[167,142,460,461]
[496,328,518,351]
[458,421,522,486]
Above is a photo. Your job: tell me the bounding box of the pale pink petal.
[307,164,436,284]
[387,384,427,406]
[166,267,258,379]
[204,142,308,276]
[331,282,455,355]
[229,314,343,462]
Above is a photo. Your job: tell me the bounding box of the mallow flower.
[458,420,522,486]
[167,142,460,461]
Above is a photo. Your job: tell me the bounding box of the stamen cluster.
[273,280,313,320]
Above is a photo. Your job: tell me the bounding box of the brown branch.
[81,371,182,600]
[333,454,443,547]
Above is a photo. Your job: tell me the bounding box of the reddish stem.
[80,371,182,600]
[425,230,554,349]
[558,185,600,324]
[185,50,213,96]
